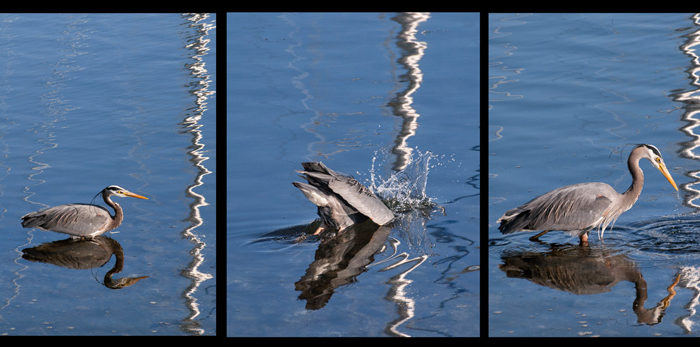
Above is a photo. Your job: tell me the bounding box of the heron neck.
[103,193,124,230]
[623,152,645,209]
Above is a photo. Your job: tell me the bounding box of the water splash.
[369,147,438,212]
[366,147,445,252]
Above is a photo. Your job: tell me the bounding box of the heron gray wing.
[298,162,394,225]
[325,175,394,225]
[22,203,112,236]
[501,182,616,233]
[292,181,332,208]
[297,162,394,225]
[293,181,361,230]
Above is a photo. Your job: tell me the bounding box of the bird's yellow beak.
[658,164,678,191]
[124,191,149,200]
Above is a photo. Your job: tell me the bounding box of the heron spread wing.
[499,182,616,234]
[22,203,112,236]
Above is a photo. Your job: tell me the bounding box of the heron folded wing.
[298,162,394,226]
[292,182,331,207]
[22,204,112,236]
[497,208,532,234]
[293,181,362,231]
[526,183,615,231]
[499,182,616,234]
[326,176,394,226]
[300,161,338,177]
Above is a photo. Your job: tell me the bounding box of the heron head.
[103,185,149,200]
[638,144,678,191]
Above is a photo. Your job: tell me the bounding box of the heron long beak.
[658,164,679,191]
[124,191,149,200]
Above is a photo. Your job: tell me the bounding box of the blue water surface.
[0,13,216,335]
[229,12,479,337]
[489,13,700,337]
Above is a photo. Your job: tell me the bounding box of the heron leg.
[294,222,328,243]
[579,232,589,246]
[312,223,327,236]
[529,230,551,242]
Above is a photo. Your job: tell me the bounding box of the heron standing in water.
[21,185,148,239]
[293,162,394,236]
[497,144,678,245]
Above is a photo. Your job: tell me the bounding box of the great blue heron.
[21,185,148,238]
[293,162,394,236]
[497,144,678,244]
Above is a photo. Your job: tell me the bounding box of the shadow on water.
[21,236,148,289]
[499,243,680,326]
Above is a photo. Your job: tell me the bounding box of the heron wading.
[497,144,678,245]
[21,185,148,239]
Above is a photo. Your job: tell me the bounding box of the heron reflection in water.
[22,236,148,289]
[21,185,148,239]
[498,144,678,244]
[293,162,394,237]
[500,245,681,325]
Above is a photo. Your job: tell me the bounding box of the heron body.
[497,144,678,244]
[293,162,394,235]
[21,185,148,238]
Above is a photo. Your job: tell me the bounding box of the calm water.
[228,12,479,337]
[489,13,700,336]
[0,14,216,335]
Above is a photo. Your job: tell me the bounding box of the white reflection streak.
[676,13,700,210]
[0,14,35,320]
[7,15,86,319]
[278,13,328,160]
[488,14,529,111]
[369,237,428,337]
[674,16,700,334]
[180,13,215,336]
[389,12,429,172]
[368,12,430,337]
[675,266,700,333]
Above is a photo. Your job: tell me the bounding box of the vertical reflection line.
[675,13,700,210]
[369,237,428,337]
[179,13,215,336]
[9,15,86,318]
[388,12,429,172]
[278,13,326,161]
[0,14,23,321]
[370,12,430,337]
[675,266,700,333]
